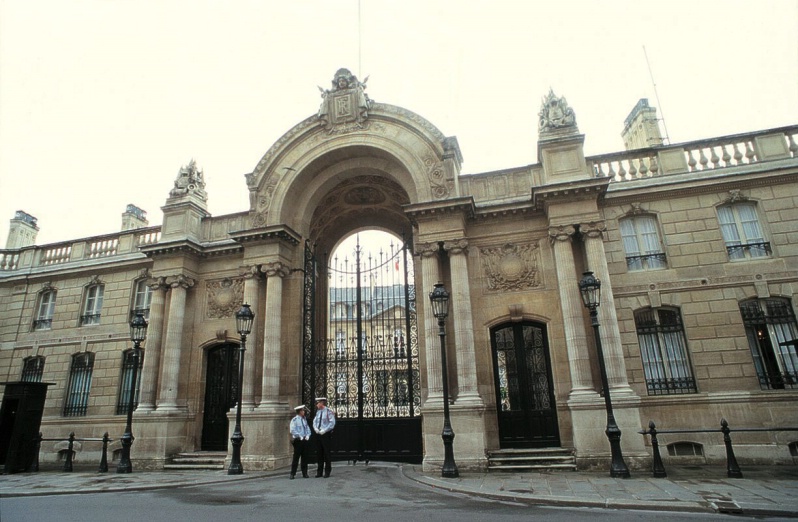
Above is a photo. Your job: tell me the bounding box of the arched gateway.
[135,70,633,473]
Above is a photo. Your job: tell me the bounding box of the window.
[619,215,666,271]
[64,352,94,416]
[33,289,56,331]
[718,203,771,260]
[740,298,798,389]
[80,284,104,326]
[667,442,704,457]
[131,280,152,320]
[21,356,45,382]
[116,349,144,415]
[635,308,697,395]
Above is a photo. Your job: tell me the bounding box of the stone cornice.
[531,177,609,213]
[228,225,301,246]
[403,196,476,224]
[140,238,242,259]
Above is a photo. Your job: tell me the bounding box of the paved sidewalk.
[403,464,798,518]
[1,463,797,517]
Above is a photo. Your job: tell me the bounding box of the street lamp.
[228,303,254,475]
[429,283,459,478]
[578,271,630,478]
[118,313,148,473]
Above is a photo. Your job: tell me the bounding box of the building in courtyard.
[1,69,797,473]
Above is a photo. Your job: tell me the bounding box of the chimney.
[621,98,664,150]
[6,210,39,249]
[121,204,148,231]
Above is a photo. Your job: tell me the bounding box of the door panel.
[201,344,239,451]
[492,322,560,448]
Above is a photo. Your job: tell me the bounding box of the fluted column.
[582,221,633,394]
[442,239,482,405]
[240,265,261,409]
[136,277,167,412]
[549,225,595,399]
[157,274,194,412]
[258,261,289,409]
[418,241,443,404]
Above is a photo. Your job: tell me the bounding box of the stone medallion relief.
[480,242,542,291]
[206,278,245,319]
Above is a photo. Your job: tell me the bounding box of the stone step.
[487,447,576,472]
[163,463,225,470]
[488,463,577,471]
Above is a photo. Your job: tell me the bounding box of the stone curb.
[0,471,278,498]
[399,465,717,515]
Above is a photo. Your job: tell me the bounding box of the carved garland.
[480,242,542,291]
[206,278,245,319]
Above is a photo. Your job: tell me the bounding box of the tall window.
[80,284,104,326]
[131,280,152,320]
[718,202,771,260]
[116,349,144,414]
[64,352,94,416]
[33,289,56,331]
[740,298,798,390]
[619,215,667,271]
[634,308,697,395]
[21,356,45,382]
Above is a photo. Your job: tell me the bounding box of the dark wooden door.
[201,344,239,451]
[491,322,560,448]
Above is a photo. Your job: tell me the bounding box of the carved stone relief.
[480,242,542,291]
[206,278,244,319]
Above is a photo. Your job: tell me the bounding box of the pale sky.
[1,0,797,246]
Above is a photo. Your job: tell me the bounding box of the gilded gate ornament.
[480,242,541,291]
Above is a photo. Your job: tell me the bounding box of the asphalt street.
[1,463,790,522]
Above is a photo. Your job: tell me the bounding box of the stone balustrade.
[0,226,161,273]
[590,125,798,182]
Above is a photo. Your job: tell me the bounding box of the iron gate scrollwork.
[302,238,422,462]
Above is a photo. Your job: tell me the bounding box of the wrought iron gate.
[201,344,239,451]
[302,238,422,462]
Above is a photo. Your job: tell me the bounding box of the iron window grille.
[740,298,798,389]
[21,356,45,382]
[63,352,94,416]
[635,308,697,395]
[116,349,144,415]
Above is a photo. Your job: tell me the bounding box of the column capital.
[166,274,196,290]
[239,264,262,279]
[548,224,577,243]
[146,276,169,291]
[580,221,607,240]
[415,241,440,258]
[442,239,468,255]
[260,261,289,278]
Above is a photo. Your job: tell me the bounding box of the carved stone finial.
[538,89,577,133]
[169,159,208,201]
[317,68,373,133]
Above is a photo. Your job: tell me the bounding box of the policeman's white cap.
[294,404,308,411]
[314,397,328,403]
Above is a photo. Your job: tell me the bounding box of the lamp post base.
[228,432,244,475]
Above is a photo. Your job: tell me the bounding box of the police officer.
[313,397,336,478]
[289,404,311,479]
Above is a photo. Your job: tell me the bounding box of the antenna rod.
[358,0,362,77]
[643,46,671,145]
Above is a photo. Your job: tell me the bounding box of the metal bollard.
[99,432,110,473]
[648,421,667,478]
[63,432,75,472]
[721,418,743,478]
[31,432,43,472]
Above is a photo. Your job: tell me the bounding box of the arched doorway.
[491,321,560,448]
[201,343,239,451]
[302,233,422,462]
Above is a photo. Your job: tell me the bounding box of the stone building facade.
[1,69,797,472]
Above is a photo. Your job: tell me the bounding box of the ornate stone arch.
[246,101,460,236]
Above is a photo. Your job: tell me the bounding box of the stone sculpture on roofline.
[317,68,374,133]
